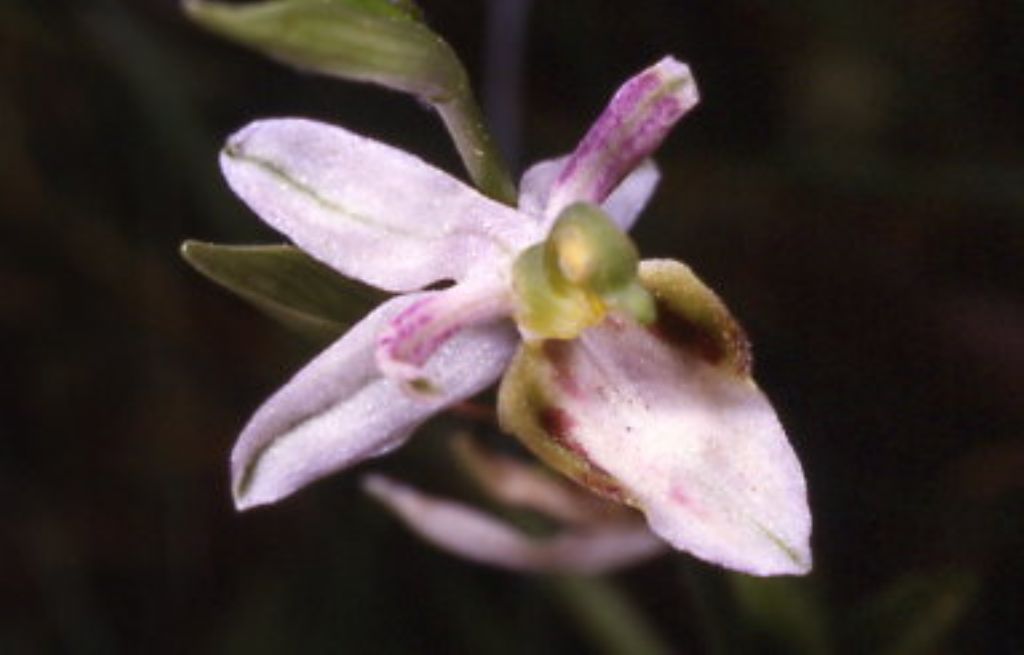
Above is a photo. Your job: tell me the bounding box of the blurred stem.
[679,561,734,655]
[437,92,517,206]
[448,400,497,424]
[547,575,673,655]
[483,0,532,170]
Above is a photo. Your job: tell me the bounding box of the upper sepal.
[498,259,812,576]
[220,118,531,292]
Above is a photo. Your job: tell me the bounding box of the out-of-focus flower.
[362,435,668,574]
[218,57,812,576]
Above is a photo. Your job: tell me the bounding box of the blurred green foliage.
[2,0,1023,653]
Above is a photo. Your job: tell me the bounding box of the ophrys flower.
[219,57,812,576]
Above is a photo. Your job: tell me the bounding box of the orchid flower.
[220,57,812,576]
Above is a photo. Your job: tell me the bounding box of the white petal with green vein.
[221,118,535,292]
[232,292,518,510]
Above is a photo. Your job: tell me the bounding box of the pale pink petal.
[598,160,660,232]
[517,156,564,219]
[220,118,536,292]
[499,260,812,576]
[232,294,518,510]
[519,156,660,232]
[375,273,512,392]
[545,57,698,220]
[363,475,666,573]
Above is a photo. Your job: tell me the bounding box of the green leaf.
[184,0,515,204]
[729,574,833,655]
[846,571,977,655]
[181,240,387,342]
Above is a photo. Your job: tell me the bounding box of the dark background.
[3,0,1022,652]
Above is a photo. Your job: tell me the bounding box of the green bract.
[185,0,515,202]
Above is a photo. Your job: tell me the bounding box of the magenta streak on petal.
[589,95,683,200]
[553,71,661,196]
[375,281,513,383]
[380,299,456,367]
[546,57,697,218]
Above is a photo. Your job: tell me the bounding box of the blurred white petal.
[364,474,666,574]
[453,435,630,526]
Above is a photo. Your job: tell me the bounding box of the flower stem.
[546,574,673,655]
[436,91,517,206]
[678,561,734,655]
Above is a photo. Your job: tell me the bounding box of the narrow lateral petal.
[518,156,660,232]
[232,293,518,510]
[364,475,666,573]
[221,118,534,292]
[375,273,512,393]
[599,160,660,233]
[545,57,698,220]
[499,260,812,576]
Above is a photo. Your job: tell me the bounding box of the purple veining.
[546,57,698,218]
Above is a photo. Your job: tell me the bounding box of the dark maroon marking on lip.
[536,405,628,504]
[647,300,727,365]
[581,471,627,504]
[539,406,580,452]
[542,340,583,398]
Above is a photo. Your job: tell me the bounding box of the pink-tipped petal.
[221,118,535,293]
[375,274,512,393]
[363,475,666,574]
[231,294,518,510]
[519,156,660,232]
[545,57,698,220]
[499,260,812,576]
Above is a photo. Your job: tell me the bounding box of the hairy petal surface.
[232,293,518,510]
[545,57,698,220]
[519,156,660,232]
[499,260,812,576]
[364,474,666,573]
[221,118,533,292]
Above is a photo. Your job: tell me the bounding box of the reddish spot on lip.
[670,484,691,507]
[539,407,578,449]
[542,340,583,398]
[647,301,752,374]
[537,405,628,504]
